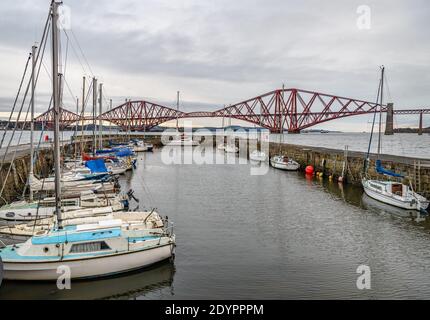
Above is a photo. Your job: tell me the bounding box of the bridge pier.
[418,112,423,135]
[384,102,394,135]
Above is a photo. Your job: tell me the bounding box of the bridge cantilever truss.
[34,88,429,132]
[34,107,82,129]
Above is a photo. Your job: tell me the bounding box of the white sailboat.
[249,115,268,161]
[249,149,267,162]
[270,87,299,171]
[168,91,198,146]
[361,66,429,212]
[0,1,176,280]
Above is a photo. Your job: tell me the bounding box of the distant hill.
[394,127,430,133]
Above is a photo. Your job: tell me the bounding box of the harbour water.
[1,131,430,159]
[2,148,430,299]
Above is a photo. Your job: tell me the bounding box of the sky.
[0,0,429,131]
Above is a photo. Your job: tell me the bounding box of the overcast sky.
[0,0,429,130]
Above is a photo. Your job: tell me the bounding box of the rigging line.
[0,96,32,199]
[0,54,31,151]
[364,75,382,173]
[22,96,52,197]
[383,70,393,105]
[61,35,70,104]
[69,28,95,77]
[0,22,50,176]
[0,2,52,151]
[63,77,77,105]
[62,28,89,77]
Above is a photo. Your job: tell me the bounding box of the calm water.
[273,132,430,159]
[1,148,430,299]
[1,131,429,159]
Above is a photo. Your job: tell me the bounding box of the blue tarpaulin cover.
[85,159,108,173]
[375,159,404,178]
[96,147,122,154]
[115,148,134,157]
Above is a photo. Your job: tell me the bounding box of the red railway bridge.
[35,88,429,134]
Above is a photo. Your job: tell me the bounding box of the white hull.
[3,244,173,281]
[0,206,55,221]
[225,145,239,153]
[362,178,429,211]
[107,166,127,175]
[249,151,267,162]
[270,157,300,171]
[167,140,199,146]
[217,144,225,151]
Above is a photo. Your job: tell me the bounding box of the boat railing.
[0,238,6,248]
[164,222,175,237]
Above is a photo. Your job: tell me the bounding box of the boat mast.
[80,76,85,154]
[377,66,385,157]
[176,91,180,133]
[74,96,78,166]
[92,77,97,155]
[99,83,103,149]
[51,1,63,227]
[364,69,382,174]
[29,44,37,202]
[279,84,285,154]
[109,98,112,141]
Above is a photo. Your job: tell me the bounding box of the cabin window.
[369,183,383,191]
[6,212,15,218]
[70,241,111,253]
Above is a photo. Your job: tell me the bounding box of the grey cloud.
[0,0,429,127]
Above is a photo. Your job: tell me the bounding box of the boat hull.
[270,159,300,171]
[249,152,267,162]
[362,178,429,211]
[2,244,174,281]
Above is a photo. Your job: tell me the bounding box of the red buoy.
[305,165,314,175]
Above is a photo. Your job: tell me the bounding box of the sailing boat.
[270,87,299,171]
[249,114,267,161]
[0,1,175,280]
[224,111,239,153]
[217,112,226,151]
[362,66,429,212]
[168,91,198,146]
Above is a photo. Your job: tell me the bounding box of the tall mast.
[92,77,97,155]
[80,76,85,153]
[109,98,112,140]
[74,96,78,166]
[29,44,37,202]
[51,1,63,227]
[377,66,385,156]
[364,69,382,174]
[176,91,180,132]
[279,84,285,153]
[99,83,103,149]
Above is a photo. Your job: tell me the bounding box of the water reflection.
[0,261,175,300]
